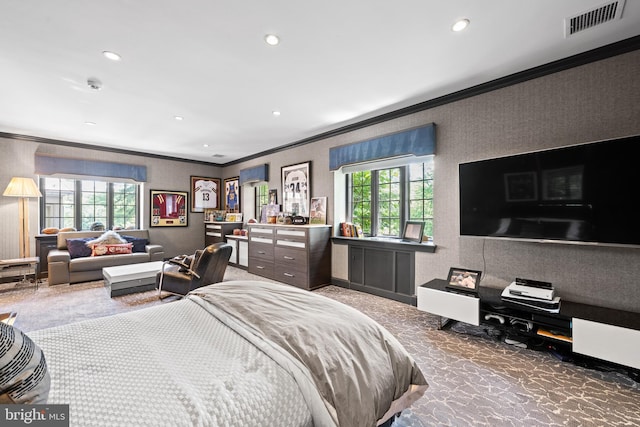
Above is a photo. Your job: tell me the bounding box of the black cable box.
[515,277,553,289]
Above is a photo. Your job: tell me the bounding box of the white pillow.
[85,230,127,247]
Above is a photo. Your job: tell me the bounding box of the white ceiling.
[1,1,639,164]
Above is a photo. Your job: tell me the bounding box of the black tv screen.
[459,135,640,246]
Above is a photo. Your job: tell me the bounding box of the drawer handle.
[256,266,265,269]
[283,256,294,260]
[258,251,266,254]
[283,273,294,277]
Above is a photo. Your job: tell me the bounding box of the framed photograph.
[190,176,220,212]
[309,196,327,224]
[225,212,243,222]
[446,268,482,294]
[150,190,188,227]
[282,161,311,217]
[402,220,425,243]
[224,177,241,212]
[268,189,278,205]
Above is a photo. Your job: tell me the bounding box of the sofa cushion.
[0,323,50,404]
[91,243,133,256]
[66,237,93,259]
[69,252,150,272]
[121,235,149,253]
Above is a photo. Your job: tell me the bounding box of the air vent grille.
[565,0,625,37]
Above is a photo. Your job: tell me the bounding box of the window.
[348,158,434,239]
[40,177,140,230]
[255,183,269,218]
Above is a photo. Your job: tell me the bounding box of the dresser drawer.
[249,260,274,279]
[274,264,308,289]
[274,246,308,271]
[250,226,275,237]
[249,242,274,261]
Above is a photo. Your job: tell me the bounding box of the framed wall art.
[281,161,311,217]
[268,189,278,205]
[150,190,188,227]
[190,176,221,212]
[224,177,241,212]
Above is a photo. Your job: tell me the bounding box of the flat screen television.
[459,134,640,247]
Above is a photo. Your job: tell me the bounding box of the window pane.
[347,159,434,239]
[41,177,139,231]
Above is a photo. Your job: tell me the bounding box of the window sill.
[331,236,436,253]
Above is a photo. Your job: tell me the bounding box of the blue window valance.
[34,153,147,182]
[239,164,269,185]
[329,123,436,171]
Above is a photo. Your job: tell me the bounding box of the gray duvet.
[29,280,427,426]
[192,281,428,427]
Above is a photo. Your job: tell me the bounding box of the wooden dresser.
[247,224,332,290]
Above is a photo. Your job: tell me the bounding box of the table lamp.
[3,177,42,258]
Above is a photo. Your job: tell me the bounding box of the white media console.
[417,279,640,371]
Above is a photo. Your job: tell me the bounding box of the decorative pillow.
[85,230,127,247]
[66,237,94,259]
[91,243,133,256]
[0,323,50,404]
[120,235,149,253]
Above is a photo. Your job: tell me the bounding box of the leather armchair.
[156,242,232,297]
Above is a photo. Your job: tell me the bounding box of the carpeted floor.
[2,267,639,426]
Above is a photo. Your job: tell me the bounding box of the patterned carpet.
[2,268,639,426]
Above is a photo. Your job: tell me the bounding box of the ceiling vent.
[565,0,625,37]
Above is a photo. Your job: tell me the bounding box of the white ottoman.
[103,261,164,297]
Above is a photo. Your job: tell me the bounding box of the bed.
[23,280,428,426]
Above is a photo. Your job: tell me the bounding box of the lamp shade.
[3,177,42,198]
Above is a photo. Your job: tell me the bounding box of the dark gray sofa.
[47,230,165,285]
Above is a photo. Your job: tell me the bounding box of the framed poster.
[190,176,221,212]
[281,161,311,217]
[224,177,241,212]
[268,189,278,205]
[150,190,188,227]
[309,196,327,224]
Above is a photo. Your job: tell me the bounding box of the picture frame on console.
[446,267,482,294]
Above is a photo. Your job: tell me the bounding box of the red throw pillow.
[91,243,133,256]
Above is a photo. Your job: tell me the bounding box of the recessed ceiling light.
[84,121,96,126]
[203,144,209,147]
[102,51,121,61]
[264,34,280,46]
[174,116,184,121]
[272,110,281,116]
[452,19,470,32]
